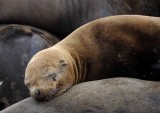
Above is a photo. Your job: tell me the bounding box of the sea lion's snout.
[30,88,50,100]
[30,89,42,98]
[28,83,61,100]
[35,89,41,96]
[30,88,41,99]
[31,88,48,100]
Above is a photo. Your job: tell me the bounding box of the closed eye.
[48,73,57,81]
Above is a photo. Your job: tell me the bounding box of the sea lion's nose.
[35,89,41,96]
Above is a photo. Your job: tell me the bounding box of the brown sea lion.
[0,0,160,38]
[2,78,160,113]
[25,15,160,100]
[0,24,59,110]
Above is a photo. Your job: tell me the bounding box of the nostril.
[35,89,41,96]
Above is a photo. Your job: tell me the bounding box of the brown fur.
[25,15,160,100]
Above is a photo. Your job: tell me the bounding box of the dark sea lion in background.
[2,78,160,113]
[25,15,160,100]
[0,25,59,110]
[0,0,160,38]
[0,97,9,111]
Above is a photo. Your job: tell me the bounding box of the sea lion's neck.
[53,44,87,84]
[69,52,87,84]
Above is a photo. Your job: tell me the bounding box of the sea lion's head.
[24,48,74,100]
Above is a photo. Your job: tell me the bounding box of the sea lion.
[25,15,160,100]
[2,78,160,113]
[0,24,59,110]
[0,97,9,111]
[0,0,160,38]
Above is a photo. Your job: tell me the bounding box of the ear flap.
[58,60,68,74]
[59,60,68,67]
[47,60,68,81]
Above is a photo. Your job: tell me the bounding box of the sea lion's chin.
[30,83,68,101]
[31,88,62,101]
